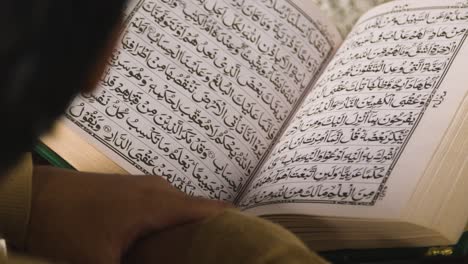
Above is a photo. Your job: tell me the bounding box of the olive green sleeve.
[187,210,329,264]
[125,210,329,264]
[0,253,50,264]
[0,154,33,250]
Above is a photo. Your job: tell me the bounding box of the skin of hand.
[25,166,229,264]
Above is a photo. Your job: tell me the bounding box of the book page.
[63,0,341,201]
[239,0,468,217]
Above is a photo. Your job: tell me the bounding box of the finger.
[171,196,233,225]
[187,197,235,219]
[136,175,229,212]
[123,223,200,264]
[136,175,187,195]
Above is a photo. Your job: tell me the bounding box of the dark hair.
[0,0,127,173]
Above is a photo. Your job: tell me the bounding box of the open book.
[41,0,468,251]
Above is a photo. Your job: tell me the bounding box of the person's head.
[0,0,127,173]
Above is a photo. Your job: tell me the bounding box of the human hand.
[26,166,228,264]
[123,220,201,264]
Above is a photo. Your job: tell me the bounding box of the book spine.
[34,142,74,170]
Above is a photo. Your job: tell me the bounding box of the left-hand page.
[62,0,341,202]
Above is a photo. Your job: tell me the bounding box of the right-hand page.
[239,0,468,219]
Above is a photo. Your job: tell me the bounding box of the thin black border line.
[66,0,336,203]
[65,113,151,174]
[285,0,335,48]
[241,6,468,210]
[356,5,468,29]
[233,0,337,204]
